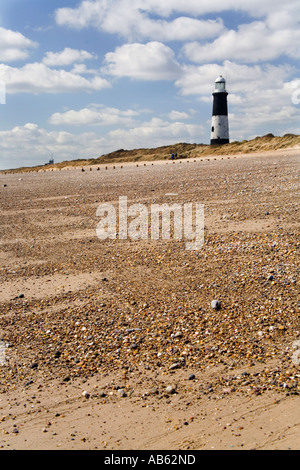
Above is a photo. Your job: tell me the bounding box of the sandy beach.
[0,148,299,450]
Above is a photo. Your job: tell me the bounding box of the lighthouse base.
[210,138,229,145]
[210,115,229,146]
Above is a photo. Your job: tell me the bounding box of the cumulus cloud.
[0,26,37,62]
[0,122,108,169]
[55,0,296,31]
[70,63,100,75]
[107,117,204,149]
[103,42,181,80]
[55,0,106,30]
[133,16,224,42]
[182,21,300,64]
[49,106,139,126]
[43,48,98,66]
[176,60,293,96]
[55,0,224,41]
[168,110,189,120]
[55,1,300,63]
[0,62,111,94]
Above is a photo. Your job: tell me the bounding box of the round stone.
[211,300,221,310]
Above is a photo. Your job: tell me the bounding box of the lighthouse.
[210,75,229,145]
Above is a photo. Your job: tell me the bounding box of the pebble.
[165,385,177,394]
[211,300,221,310]
[174,332,183,338]
[222,387,233,394]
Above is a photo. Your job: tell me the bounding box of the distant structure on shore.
[210,76,229,145]
[45,156,54,166]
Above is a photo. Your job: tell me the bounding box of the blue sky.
[0,0,300,170]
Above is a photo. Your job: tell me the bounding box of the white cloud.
[70,63,98,74]
[43,48,97,66]
[55,0,224,41]
[176,61,293,97]
[168,110,189,120]
[0,62,111,94]
[108,117,203,149]
[55,0,298,30]
[266,8,300,29]
[134,16,224,42]
[176,63,223,96]
[0,122,107,169]
[49,105,139,126]
[0,26,37,62]
[55,0,107,30]
[182,21,300,64]
[103,42,181,80]
[54,1,300,63]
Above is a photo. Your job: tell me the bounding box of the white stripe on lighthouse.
[211,115,229,141]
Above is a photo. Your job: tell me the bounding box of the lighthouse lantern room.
[210,75,229,145]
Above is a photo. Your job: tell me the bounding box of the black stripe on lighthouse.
[212,92,228,117]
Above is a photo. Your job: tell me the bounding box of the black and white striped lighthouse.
[210,75,229,145]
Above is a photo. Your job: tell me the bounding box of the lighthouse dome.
[214,75,226,92]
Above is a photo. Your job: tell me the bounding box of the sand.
[0,148,299,450]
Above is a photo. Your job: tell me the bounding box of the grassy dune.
[2,133,300,173]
